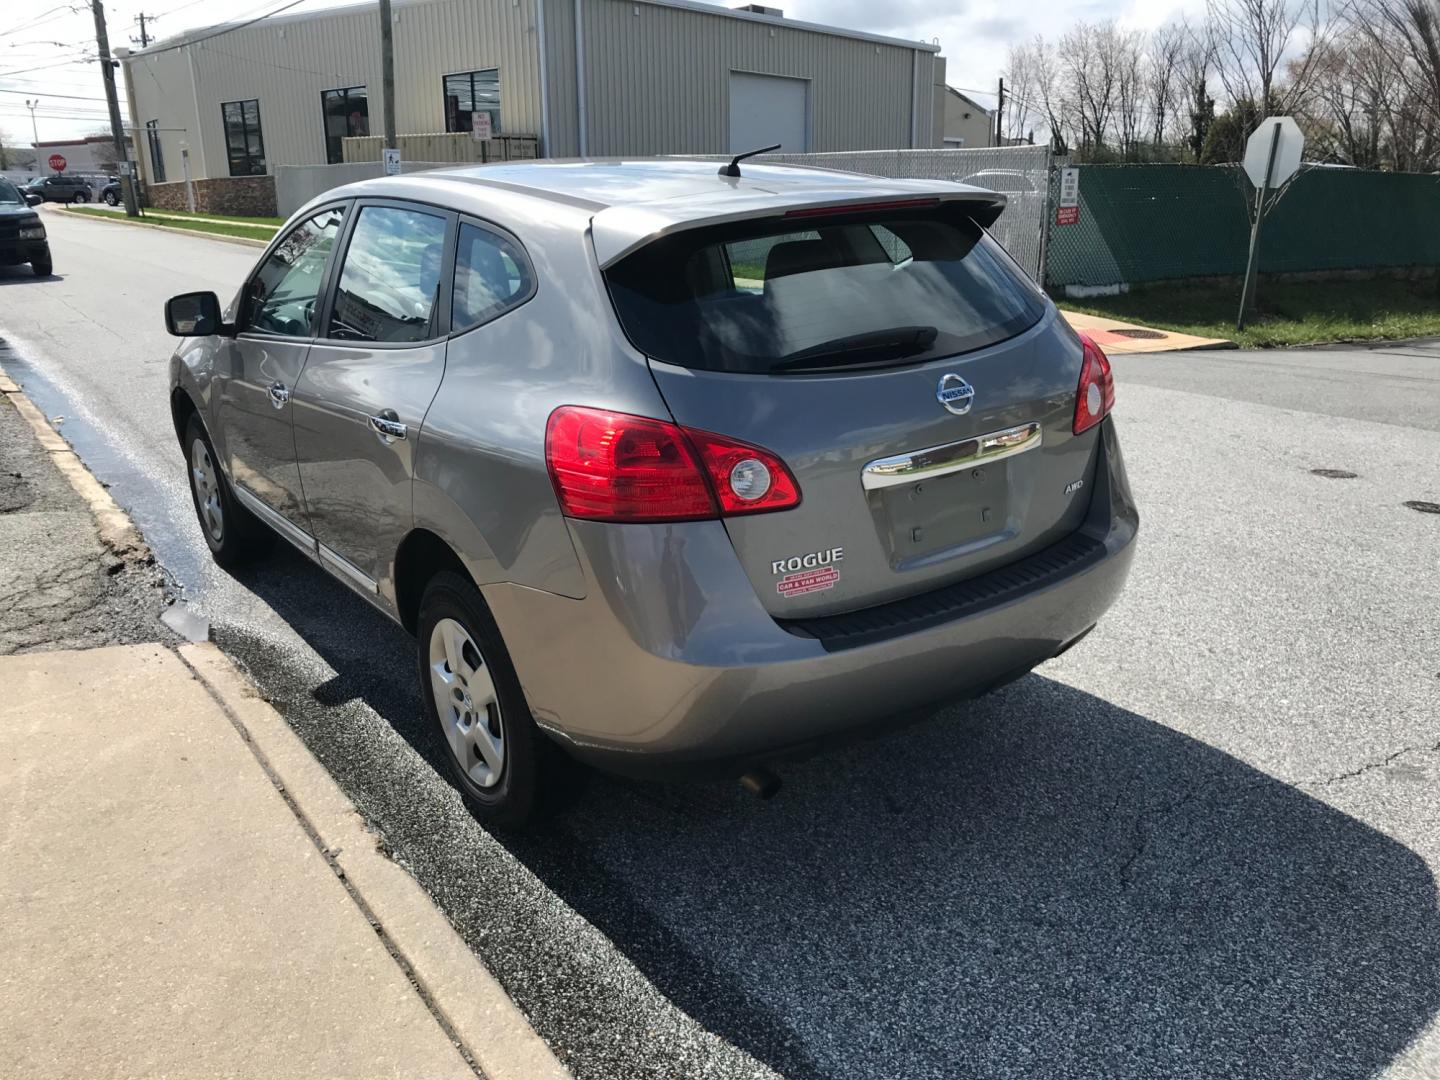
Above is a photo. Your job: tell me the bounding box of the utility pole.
[378,0,398,172]
[133,12,156,47]
[91,0,139,216]
[25,99,40,150]
[995,77,1004,147]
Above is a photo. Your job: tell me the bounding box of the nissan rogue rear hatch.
[604,202,1101,619]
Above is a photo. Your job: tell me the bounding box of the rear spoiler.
[590,187,1007,269]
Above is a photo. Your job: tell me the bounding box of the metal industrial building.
[121,0,947,188]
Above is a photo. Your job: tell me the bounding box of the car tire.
[103,191,118,206]
[417,571,553,829]
[183,413,274,567]
[31,256,52,277]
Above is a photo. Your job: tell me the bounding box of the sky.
[0,0,1197,148]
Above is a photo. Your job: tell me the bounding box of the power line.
[0,56,97,79]
[0,87,108,101]
[2,5,85,40]
[152,0,215,19]
[135,0,311,56]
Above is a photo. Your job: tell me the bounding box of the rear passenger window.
[452,222,533,332]
[327,205,447,343]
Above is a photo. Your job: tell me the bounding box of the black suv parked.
[24,174,92,204]
[0,178,52,277]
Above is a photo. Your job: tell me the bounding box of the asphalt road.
[3,207,1439,1080]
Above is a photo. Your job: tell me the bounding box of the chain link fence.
[1044,163,1440,291]
[706,146,1053,281]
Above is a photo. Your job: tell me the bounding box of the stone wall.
[144,175,277,217]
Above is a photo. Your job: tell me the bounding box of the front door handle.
[268,382,290,409]
[369,410,407,442]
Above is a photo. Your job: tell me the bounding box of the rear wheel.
[417,571,550,829]
[70,191,87,204]
[31,255,52,277]
[184,413,273,566]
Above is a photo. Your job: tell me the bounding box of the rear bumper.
[485,417,1138,770]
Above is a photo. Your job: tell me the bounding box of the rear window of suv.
[604,208,1045,375]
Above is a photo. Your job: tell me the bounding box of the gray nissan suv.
[165,159,1137,826]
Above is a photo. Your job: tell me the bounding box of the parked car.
[24,174,92,204]
[164,160,1137,826]
[0,177,52,277]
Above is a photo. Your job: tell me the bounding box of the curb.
[178,643,574,1080]
[56,206,271,248]
[0,365,149,562]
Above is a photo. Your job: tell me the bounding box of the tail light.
[545,406,801,522]
[1072,333,1115,435]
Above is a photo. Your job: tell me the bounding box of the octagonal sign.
[1243,116,1304,189]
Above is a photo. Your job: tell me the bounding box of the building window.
[443,69,500,136]
[321,86,369,165]
[222,98,266,176]
[146,119,165,182]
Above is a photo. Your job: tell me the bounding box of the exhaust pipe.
[738,768,781,799]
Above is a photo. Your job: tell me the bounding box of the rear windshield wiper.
[771,326,938,373]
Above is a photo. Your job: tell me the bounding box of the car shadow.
[216,553,1440,1080]
[0,266,64,285]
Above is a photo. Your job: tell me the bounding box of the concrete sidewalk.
[1061,309,1235,353]
[0,375,570,1080]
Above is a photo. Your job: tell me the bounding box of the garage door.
[728,72,809,153]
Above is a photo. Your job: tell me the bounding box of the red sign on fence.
[48,154,67,172]
[1055,205,1080,226]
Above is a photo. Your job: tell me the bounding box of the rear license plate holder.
[871,461,1011,567]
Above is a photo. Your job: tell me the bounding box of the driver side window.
[245,206,345,337]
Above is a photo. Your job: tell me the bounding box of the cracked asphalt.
[0,383,170,654]
[1,208,1438,1079]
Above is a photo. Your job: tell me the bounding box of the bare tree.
[1352,0,1440,159]
[1001,41,1042,143]
[1026,36,1072,154]
[1206,0,1336,121]
[1297,24,1405,165]
[1147,21,1191,150]
[1060,21,1126,157]
[1113,27,1147,158]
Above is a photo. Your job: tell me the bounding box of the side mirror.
[24,193,42,207]
[165,291,232,338]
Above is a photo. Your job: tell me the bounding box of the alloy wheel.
[429,617,505,789]
[189,438,224,542]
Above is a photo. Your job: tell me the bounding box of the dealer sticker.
[777,565,841,596]
[771,546,844,597]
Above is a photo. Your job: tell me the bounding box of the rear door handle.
[369,410,407,442]
[268,382,290,409]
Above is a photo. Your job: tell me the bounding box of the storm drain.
[1310,468,1359,479]
[1109,328,1166,340]
[1403,500,1440,515]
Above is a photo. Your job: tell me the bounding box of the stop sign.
[48,154,67,172]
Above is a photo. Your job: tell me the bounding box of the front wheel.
[184,413,273,566]
[417,571,551,829]
[103,190,118,206]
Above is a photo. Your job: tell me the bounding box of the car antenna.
[718,143,782,178]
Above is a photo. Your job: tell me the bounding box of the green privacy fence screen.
[1044,164,1440,289]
